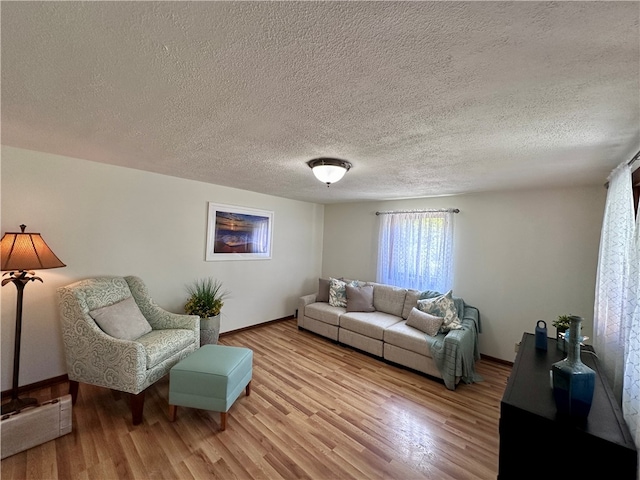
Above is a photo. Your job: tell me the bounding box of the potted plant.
[185,277,229,346]
[552,314,571,334]
[553,314,574,352]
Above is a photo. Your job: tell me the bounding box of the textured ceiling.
[2,1,639,204]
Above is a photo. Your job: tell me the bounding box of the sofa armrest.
[298,293,318,328]
[300,293,317,307]
[443,327,467,348]
[456,305,482,364]
[298,293,317,315]
[435,305,482,389]
[462,305,481,333]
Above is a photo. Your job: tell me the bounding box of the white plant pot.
[200,315,220,346]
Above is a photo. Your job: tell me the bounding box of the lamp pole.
[1,271,42,414]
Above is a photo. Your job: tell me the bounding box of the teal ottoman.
[168,344,253,431]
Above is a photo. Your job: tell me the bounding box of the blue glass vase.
[551,315,595,418]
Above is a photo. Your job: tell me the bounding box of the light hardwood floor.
[1,319,511,479]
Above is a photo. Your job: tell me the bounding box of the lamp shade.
[307,158,352,185]
[1,225,65,272]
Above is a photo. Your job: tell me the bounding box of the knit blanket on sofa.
[420,292,483,390]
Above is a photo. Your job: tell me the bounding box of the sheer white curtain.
[376,210,454,292]
[594,163,635,402]
[623,186,640,451]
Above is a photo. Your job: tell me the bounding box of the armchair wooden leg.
[69,380,79,405]
[169,404,177,422]
[246,381,251,396]
[131,391,145,425]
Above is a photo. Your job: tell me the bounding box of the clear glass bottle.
[551,315,596,417]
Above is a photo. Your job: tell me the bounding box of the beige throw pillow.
[89,296,152,341]
[406,307,444,336]
[402,289,421,319]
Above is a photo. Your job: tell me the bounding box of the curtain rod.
[604,149,640,188]
[375,208,460,216]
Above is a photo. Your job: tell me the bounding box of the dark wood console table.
[499,332,637,479]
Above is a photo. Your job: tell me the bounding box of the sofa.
[298,278,481,390]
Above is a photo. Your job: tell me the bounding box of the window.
[376,210,454,292]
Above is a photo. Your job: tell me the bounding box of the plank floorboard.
[1,318,511,479]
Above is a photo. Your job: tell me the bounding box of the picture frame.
[205,203,273,261]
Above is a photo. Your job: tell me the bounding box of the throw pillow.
[329,277,348,307]
[346,284,375,312]
[417,290,462,332]
[89,296,153,341]
[317,278,330,303]
[329,277,361,307]
[406,307,444,336]
[402,289,421,319]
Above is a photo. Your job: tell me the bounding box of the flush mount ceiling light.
[306,157,352,186]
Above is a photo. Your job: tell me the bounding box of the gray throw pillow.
[89,296,153,341]
[346,284,375,312]
[406,307,444,336]
[317,278,330,303]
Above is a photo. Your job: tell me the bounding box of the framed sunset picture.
[205,203,273,261]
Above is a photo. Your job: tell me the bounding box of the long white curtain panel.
[594,162,635,402]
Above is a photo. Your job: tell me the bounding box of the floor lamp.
[1,224,65,415]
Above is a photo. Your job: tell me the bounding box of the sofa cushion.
[406,307,444,336]
[417,290,462,332]
[384,321,436,358]
[372,284,407,317]
[340,311,402,340]
[317,278,330,303]
[305,302,345,326]
[346,284,375,312]
[89,296,152,341]
[402,289,421,319]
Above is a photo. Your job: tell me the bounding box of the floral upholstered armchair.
[57,276,200,424]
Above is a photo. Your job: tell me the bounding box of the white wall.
[0,145,607,386]
[1,146,324,390]
[322,186,606,362]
